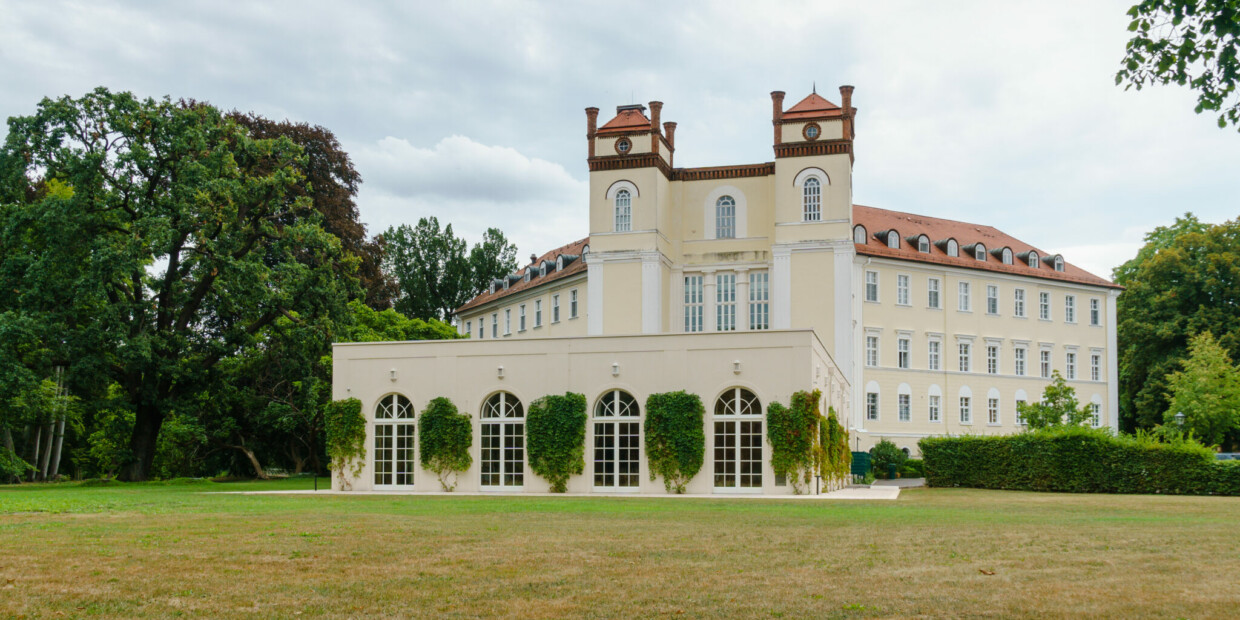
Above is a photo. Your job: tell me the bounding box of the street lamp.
[1174,412,1186,428]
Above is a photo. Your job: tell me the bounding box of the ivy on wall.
[819,406,852,485]
[767,390,819,494]
[418,396,473,491]
[526,392,587,492]
[644,391,705,494]
[324,398,365,490]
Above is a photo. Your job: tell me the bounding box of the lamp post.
[1174,412,1186,429]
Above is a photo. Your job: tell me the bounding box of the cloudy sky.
[3,1,1237,279]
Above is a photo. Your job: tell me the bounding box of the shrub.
[919,426,1240,495]
[767,390,819,494]
[870,439,907,478]
[419,396,473,491]
[324,398,365,490]
[526,392,587,493]
[902,458,924,478]
[644,391,705,493]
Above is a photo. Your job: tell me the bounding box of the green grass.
[0,479,1237,618]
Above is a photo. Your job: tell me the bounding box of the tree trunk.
[120,402,165,482]
[48,417,66,480]
[2,428,15,484]
[26,425,40,482]
[288,441,306,475]
[230,443,270,480]
[38,423,53,481]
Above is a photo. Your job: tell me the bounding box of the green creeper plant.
[419,396,473,491]
[526,392,587,493]
[820,406,852,483]
[644,391,705,494]
[324,398,365,490]
[767,390,820,494]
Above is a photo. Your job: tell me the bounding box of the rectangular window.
[1040,292,1051,320]
[987,285,999,315]
[491,314,498,338]
[958,281,971,312]
[1040,349,1052,378]
[897,275,910,306]
[505,309,512,335]
[1016,400,1027,425]
[987,345,999,375]
[1065,295,1076,323]
[1091,354,1101,381]
[465,321,472,337]
[1090,298,1101,326]
[684,275,703,333]
[866,335,879,367]
[716,273,736,331]
[1066,352,1077,380]
[898,394,911,422]
[928,395,941,422]
[478,318,484,339]
[959,397,972,424]
[534,300,542,327]
[1090,403,1102,427]
[959,342,971,373]
[988,398,1000,425]
[866,392,879,421]
[1014,288,1026,318]
[898,337,910,369]
[749,271,769,330]
[865,271,879,302]
[928,278,941,309]
[570,289,578,318]
[519,304,526,331]
[552,294,560,323]
[1015,347,1027,376]
[928,340,941,371]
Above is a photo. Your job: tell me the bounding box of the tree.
[382,218,473,322]
[1018,371,1097,430]
[468,228,519,296]
[0,88,357,480]
[1164,331,1240,447]
[1117,0,1240,130]
[1114,214,1240,430]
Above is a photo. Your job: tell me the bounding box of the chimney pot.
[649,101,663,155]
[770,91,786,145]
[585,107,599,158]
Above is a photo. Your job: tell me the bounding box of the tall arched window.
[716,196,736,238]
[713,387,762,491]
[481,392,525,489]
[802,177,821,222]
[593,390,640,490]
[614,189,632,232]
[374,394,415,487]
[853,225,867,244]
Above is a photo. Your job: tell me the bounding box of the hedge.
[919,426,1240,496]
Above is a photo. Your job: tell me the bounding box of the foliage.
[382,219,519,322]
[869,439,907,478]
[0,447,34,482]
[324,398,365,489]
[766,390,819,494]
[467,227,519,296]
[526,392,586,493]
[1117,0,1240,130]
[644,391,705,493]
[919,426,1240,495]
[1163,331,1240,446]
[1018,371,1096,429]
[340,300,461,343]
[1113,214,1240,430]
[419,397,473,491]
[902,459,924,478]
[819,406,852,483]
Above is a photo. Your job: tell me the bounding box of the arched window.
[1028,251,1040,268]
[614,189,632,232]
[374,394,415,487]
[1002,248,1013,264]
[713,387,762,491]
[947,239,959,257]
[1054,256,1065,272]
[716,196,736,239]
[918,235,930,253]
[802,177,821,222]
[974,243,987,261]
[853,225,867,244]
[593,389,640,490]
[886,230,900,249]
[481,392,524,489]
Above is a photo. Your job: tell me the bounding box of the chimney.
[663,121,677,167]
[529,253,538,267]
[770,91,785,145]
[839,85,855,138]
[585,107,599,157]
[649,101,663,155]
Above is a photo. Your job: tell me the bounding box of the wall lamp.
[389,368,397,382]
[733,360,742,375]
[497,365,505,379]
[612,362,620,377]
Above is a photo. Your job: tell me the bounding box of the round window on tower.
[615,137,632,154]
[803,123,821,141]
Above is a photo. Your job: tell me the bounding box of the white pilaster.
[587,261,604,335]
[771,246,792,329]
[671,266,684,333]
[1106,289,1120,432]
[833,244,855,386]
[735,267,750,331]
[640,251,662,334]
[703,269,718,332]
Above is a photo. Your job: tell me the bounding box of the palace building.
[332,86,1121,494]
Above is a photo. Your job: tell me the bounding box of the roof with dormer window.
[456,237,590,314]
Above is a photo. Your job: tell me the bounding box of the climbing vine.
[324,398,365,490]
[819,406,852,486]
[526,392,587,492]
[418,396,473,491]
[767,390,820,494]
[644,391,705,493]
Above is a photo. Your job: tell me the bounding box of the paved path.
[871,477,926,488]
[221,486,900,500]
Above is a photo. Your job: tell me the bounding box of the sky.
[2,0,1238,280]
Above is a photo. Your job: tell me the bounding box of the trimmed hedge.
[920,426,1240,496]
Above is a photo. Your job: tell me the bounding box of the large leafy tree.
[468,228,519,297]
[1114,214,1240,430]
[1117,0,1240,129]
[0,88,357,481]
[1017,371,1096,430]
[1163,331,1240,447]
[383,220,519,322]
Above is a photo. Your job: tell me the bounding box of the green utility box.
[851,451,871,476]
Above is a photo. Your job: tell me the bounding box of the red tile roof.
[782,92,844,120]
[455,237,590,314]
[852,205,1120,289]
[596,109,651,135]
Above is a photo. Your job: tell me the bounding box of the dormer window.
[582,244,590,263]
[503,279,509,290]
[853,225,867,244]
[1001,248,1013,265]
[556,255,564,270]
[974,243,986,261]
[539,264,547,277]
[947,239,958,257]
[882,230,900,249]
[918,235,930,253]
[1053,255,1065,272]
[1028,251,1040,268]
[523,269,531,283]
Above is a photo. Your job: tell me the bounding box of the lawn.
[0,480,1237,618]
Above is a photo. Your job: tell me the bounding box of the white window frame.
[749,271,769,330]
[570,289,579,318]
[897,274,910,306]
[898,393,911,422]
[1015,346,1027,376]
[987,345,999,375]
[1039,292,1051,320]
[534,299,542,327]
[928,394,941,423]
[958,281,971,312]
[480,391,525,490]
[853,225,867,244]
[959,396,972,424]
[928,277,941,309]
[958,342,972,373]
[865,335,880,368]
[1091,353,1102,382]
[886,231,900,249]
[519,304,526,332]
[802,177,821,222]
[716,272,737,331]
[1040,348,1052,378]
[865,270,879,302]
[684,275,704,333]
[1065,295,1076,323]
[866,392,879,421]
[1090,298,1101,326]
[716,196,736,239]
[552,294,560,323]
[928,339,941,371]
[491,313,498,338]
[988,397,1000,425]
[986,284,999,315]
[898,337,911,369]
[505,308,512,335]
[614,189,632,232]
[1066,351,1077,380]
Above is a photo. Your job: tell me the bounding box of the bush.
[902,458,924,478]
[419,396,473,491]
[870,439,907,478]
[644,391,705,493]
[920,426,1240,495]
[526,392,587,493]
